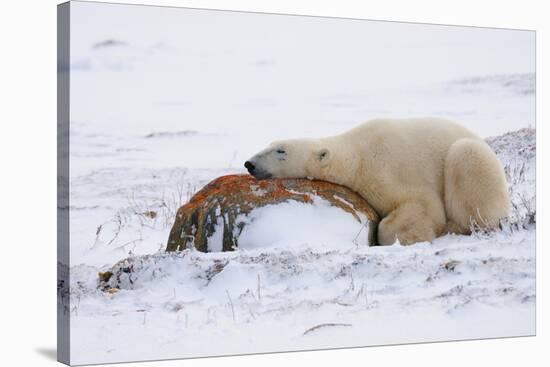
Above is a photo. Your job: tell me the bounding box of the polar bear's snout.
[244,161,255,173]
[244,160,272,180]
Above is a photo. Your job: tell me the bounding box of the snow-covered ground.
[63,2,535,365]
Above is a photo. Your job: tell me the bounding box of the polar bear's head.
[244,139,331,180]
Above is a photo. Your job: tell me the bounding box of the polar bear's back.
[336,118,482,213]
[346,117,478,148]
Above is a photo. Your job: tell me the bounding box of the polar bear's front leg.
[377,200,446,246]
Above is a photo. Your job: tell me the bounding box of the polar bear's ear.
[317,148,331,166]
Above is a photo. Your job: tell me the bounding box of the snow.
[68,226,535,365]
[63,2,535,365]
[235,197,369,250]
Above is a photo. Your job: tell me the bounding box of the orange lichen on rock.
[166,174,380,252]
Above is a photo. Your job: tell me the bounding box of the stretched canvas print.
[57,1,536,365]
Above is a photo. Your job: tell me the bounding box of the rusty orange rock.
[166,174,380,252]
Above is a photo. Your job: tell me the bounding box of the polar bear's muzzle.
[244,160,272,180]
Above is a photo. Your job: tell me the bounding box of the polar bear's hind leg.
[444,138,510,234]
[377,199,446,246]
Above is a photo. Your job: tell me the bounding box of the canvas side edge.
[57,1,71,365]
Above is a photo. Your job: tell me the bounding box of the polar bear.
[244,118,510,246]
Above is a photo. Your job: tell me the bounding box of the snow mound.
[235,198,370,250]
[486,127,535,162]
[488,128,536,228]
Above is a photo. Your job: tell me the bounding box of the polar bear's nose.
[244,161,256,173]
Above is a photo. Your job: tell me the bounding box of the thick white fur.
[247,118,510,245]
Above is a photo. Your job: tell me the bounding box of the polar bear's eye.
[276,149,286,154]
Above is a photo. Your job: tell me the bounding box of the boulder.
[166,174,380,252]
